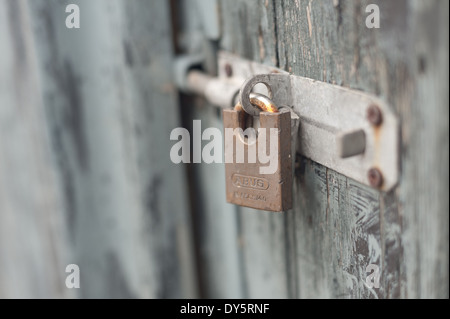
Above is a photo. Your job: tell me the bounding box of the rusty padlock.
[223,93,292,212]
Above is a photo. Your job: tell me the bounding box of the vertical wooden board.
[399,0,449,299]
[335,174,381,299]
[294,159,381,298]
[236,207,290,298]
[174,0,248,298]
[0,0,72,298]
[220,0,278,66]
[274,0,404,299]
[293,161,330,298]
[220,0,448,298]
[189,104,245,298]
[220,0,292,298]
[28,0,197,298]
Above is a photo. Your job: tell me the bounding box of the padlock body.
[223,109,292,212]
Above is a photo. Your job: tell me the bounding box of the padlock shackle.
[234,93,278,132]
[239,74,291,116]
[234,93,278,114]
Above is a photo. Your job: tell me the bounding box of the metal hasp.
[220,52,399,191]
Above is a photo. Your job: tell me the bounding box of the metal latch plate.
[218,51,398,191]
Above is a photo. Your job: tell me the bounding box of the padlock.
[223,93,292,212]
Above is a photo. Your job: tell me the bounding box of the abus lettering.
[232,174,269,190]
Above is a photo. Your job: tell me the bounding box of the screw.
[367,105,383,126]
[368,168,383,188]
[225,64,233,77]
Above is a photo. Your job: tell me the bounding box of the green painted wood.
[174,0,246,298]
[1,0,447,299]
[0,0,197,298]
[190,104,245,298]
[218,0,449,298]
[0,0,72,298]
[219,0,292,299]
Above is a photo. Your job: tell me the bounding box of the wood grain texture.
[0,0,72,298]
[190,104,245,298]
[174,0,248,298]
[218,0,449,298]
[220,0,293,299]
[0,0,197,298]
[1,0,447,299]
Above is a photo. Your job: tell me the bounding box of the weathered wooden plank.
[399,0,449,299]
[272,0,387,298]
[292,158,380,298]
[0,0,72,298]
[190,104,244,298]
[220,0,293,299]
[27,0,197,298]
[5,0,444,299]
[218,0,449,298]
[174,0,247,298]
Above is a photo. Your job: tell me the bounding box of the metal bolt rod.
[186,70,211,95]
[186,70,241,109]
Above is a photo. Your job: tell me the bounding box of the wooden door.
[0,0,447,299]
[180,0,449,299]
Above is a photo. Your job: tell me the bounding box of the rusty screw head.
[368,168,384,188]
[367,105,383,126]
[225,63,233,77]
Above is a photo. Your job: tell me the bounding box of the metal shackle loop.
[234,93,279,114]
[239,74,291,116]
